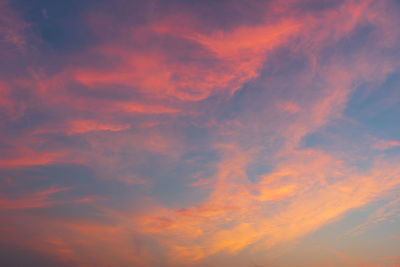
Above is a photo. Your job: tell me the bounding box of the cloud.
[1,0,400,266]
[136,147,400,262]
[372,139,400,151]
[347,196,400,236]
[0,187,69,211]
[0,0,29,49]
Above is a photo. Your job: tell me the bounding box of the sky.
[0,0,400,266]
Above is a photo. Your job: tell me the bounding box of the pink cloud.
[373,139,400,151]
[0,187,69,211]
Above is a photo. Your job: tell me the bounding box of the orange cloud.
[133,145,400,263]
[66,119,130,134]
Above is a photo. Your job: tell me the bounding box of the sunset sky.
[1,0,400,266]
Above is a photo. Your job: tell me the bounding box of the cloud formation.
[0,0,400,266]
